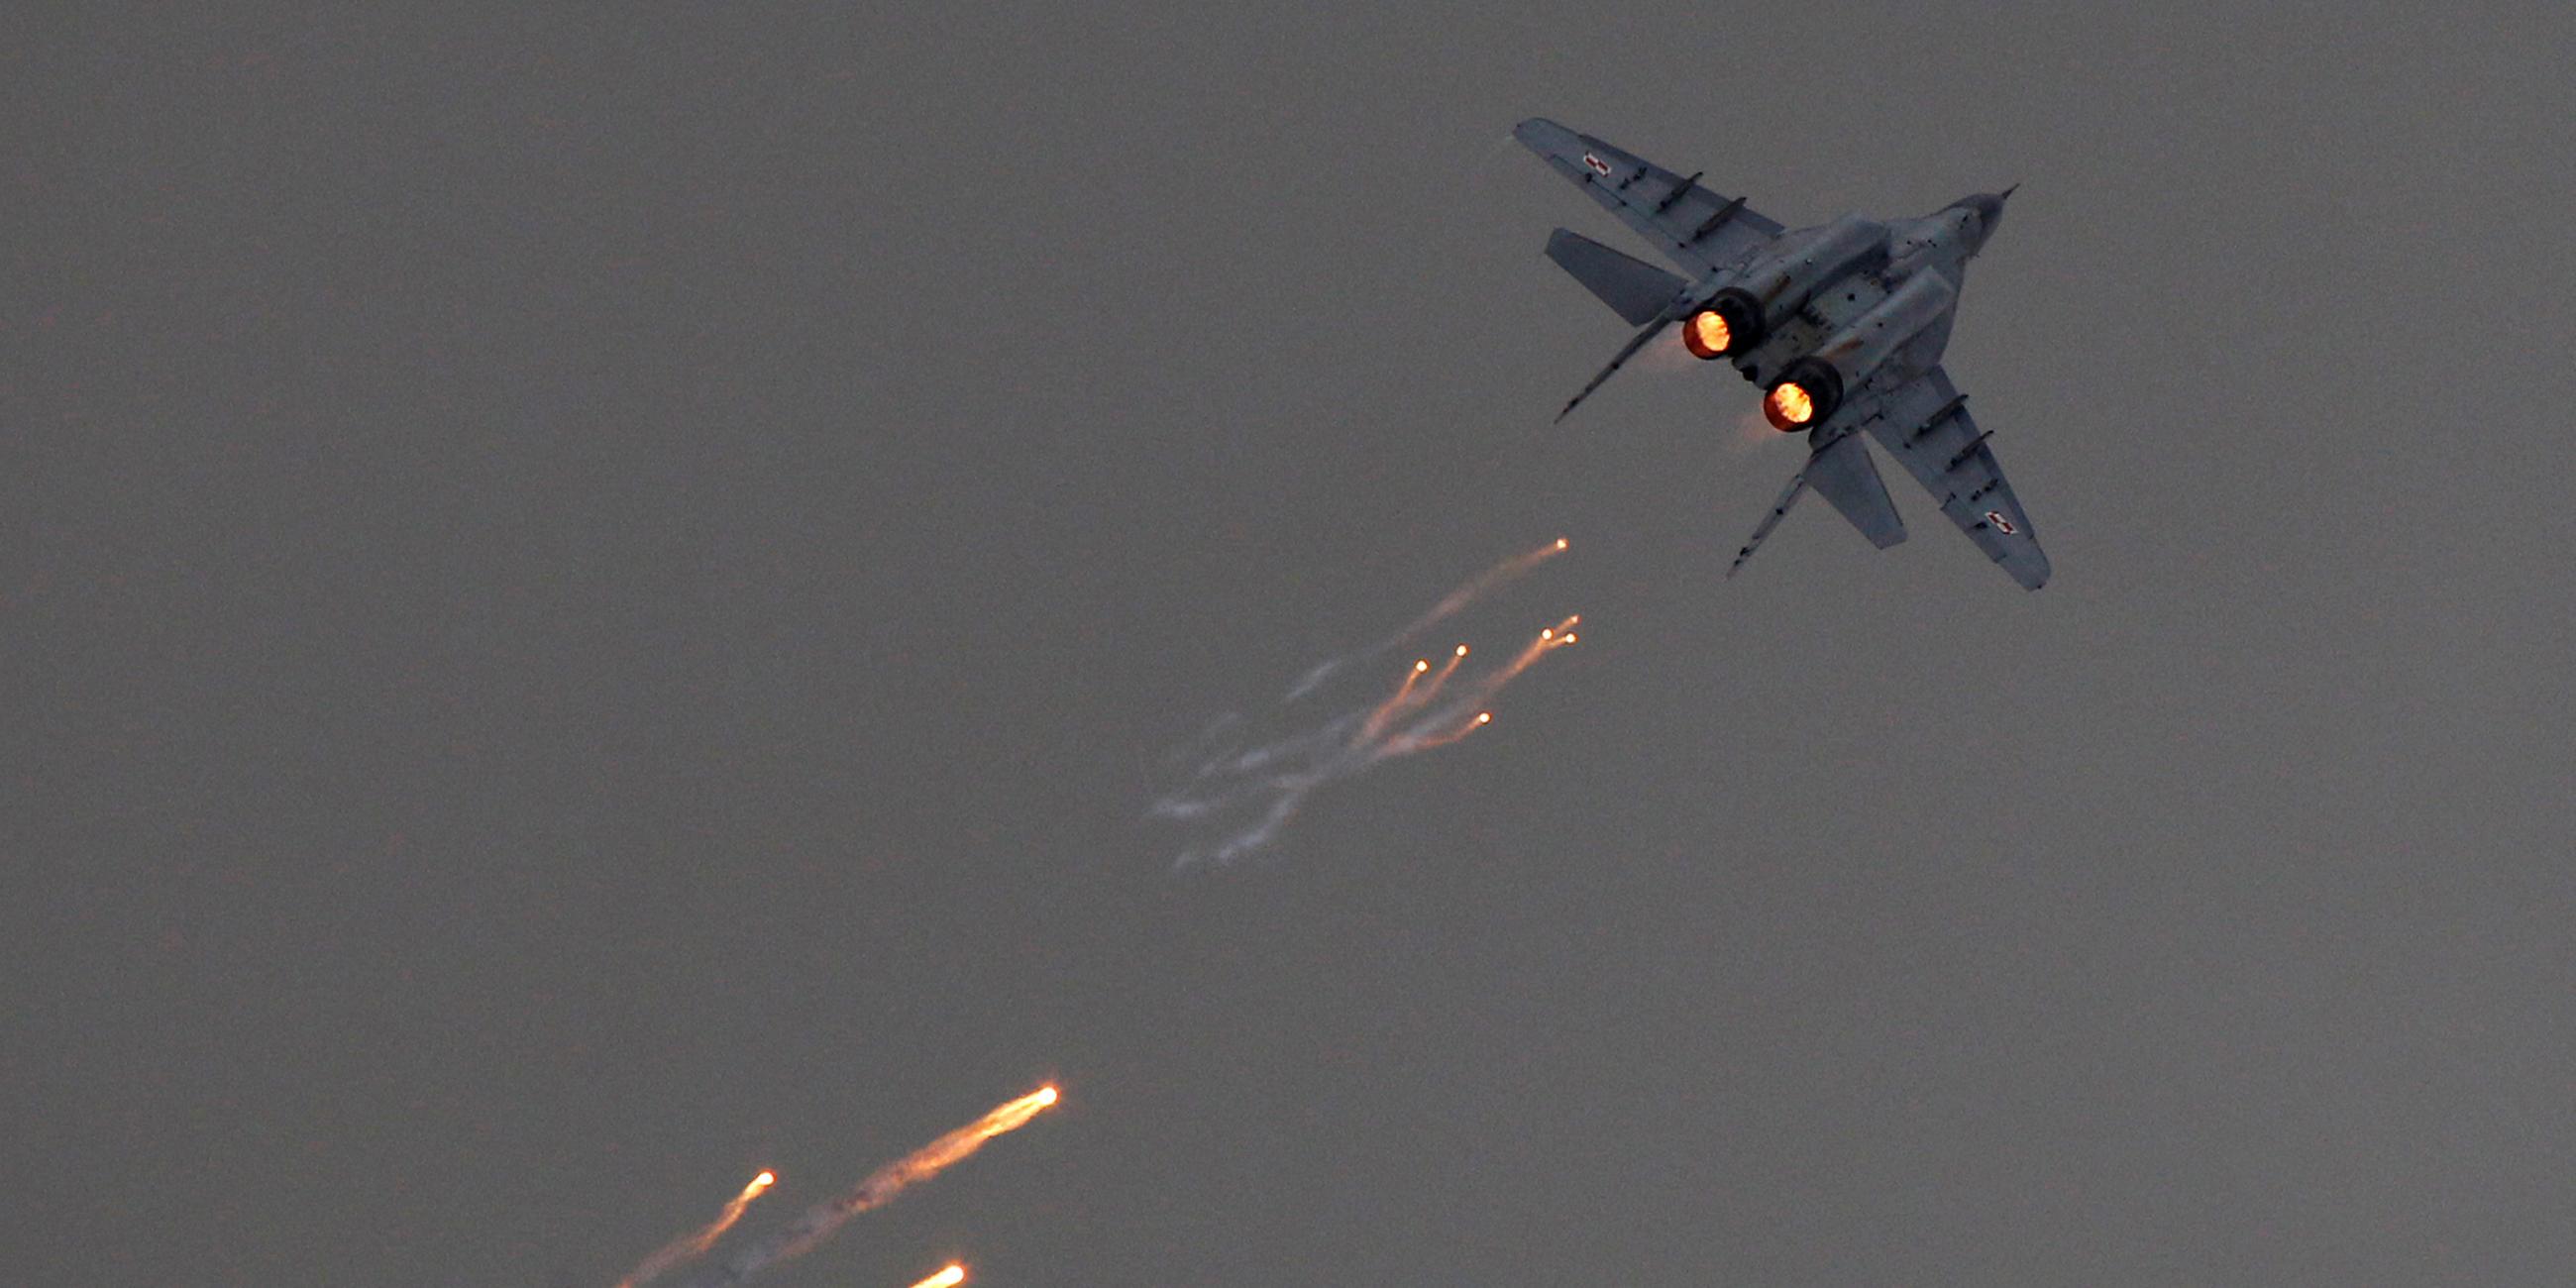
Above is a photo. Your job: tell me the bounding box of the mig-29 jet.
[1517,118,2049,590]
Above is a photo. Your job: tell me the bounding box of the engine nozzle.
[1763,358,1843,432]
[1680,288,1764,360]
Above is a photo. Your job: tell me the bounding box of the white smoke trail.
[1150,545,1580,869]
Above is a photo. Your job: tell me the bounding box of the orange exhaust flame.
[907,1264,967,1288]
[613,1169,779,1288]
[1682,309,1733,359]
[1765,381,1815,431]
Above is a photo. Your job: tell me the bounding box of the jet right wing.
[1514,119,1784,277]
[1858,367,2052,590]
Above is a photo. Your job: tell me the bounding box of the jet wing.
[1857,368,2052,590]
[1514,119,1783,277]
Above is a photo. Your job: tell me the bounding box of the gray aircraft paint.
[1517,118,2049,590]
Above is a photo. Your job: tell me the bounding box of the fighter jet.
[1517,118,2049,590]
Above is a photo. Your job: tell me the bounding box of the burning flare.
[614,1170,778,1288]
[680,1089,1059,1288]
[906,1265,967,1288]
[1281,537,1567,702]
[1383,539,1567,653]
[1492,615,1582,685]
[1154,539,1587,866]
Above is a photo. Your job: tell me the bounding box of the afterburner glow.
[1682,308,1733,359]
[1765,381,1815,430]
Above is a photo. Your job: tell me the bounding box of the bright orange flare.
[1360,657,1435,742]
[1418,649,1466,701]
[1765,381,1815,430]
[1362,643,1475,745]
[907,1266,967,1288]
[1402,709,1494,751]
[614,1169,781,1288]
[1493,614,1586,684]
[822,1086,1059,1223]
[1555,536,1569,550]
[637,1088,1058,1286]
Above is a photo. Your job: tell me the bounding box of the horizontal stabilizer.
[1545,228,1686,326]
[1805,431,1907,550]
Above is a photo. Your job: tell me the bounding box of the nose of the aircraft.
[1970,185,2013,246]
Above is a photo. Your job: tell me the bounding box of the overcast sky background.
[10,4,2575,1285]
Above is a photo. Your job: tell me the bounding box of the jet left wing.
[1858,368,2052,590]
[1514,119,1783,277]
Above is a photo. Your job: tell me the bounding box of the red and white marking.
[1985,510,2017,535]
[1582,153,1612,176]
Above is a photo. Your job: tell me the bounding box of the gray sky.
[9,4,2575,1285]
